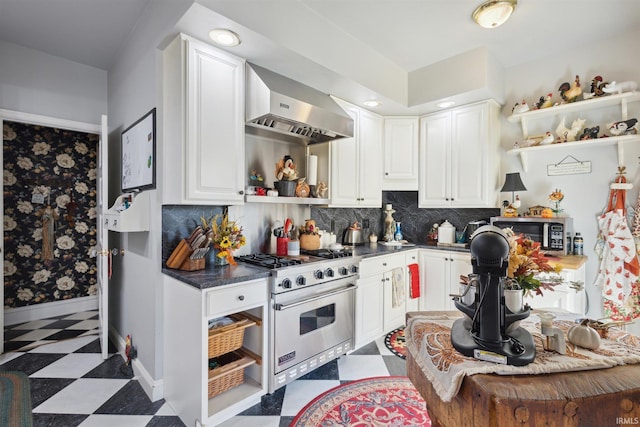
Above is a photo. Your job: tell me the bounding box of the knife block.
[166,239,206,271]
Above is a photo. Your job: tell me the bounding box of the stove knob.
[325,268,335,278]
[296,275,306,286]
[339,266,348,276]
[350,265,359,274]
[314,270,324,279]
[281,278,292,289]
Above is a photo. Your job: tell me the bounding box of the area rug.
[385,326,407,359]
[291,376,431,426]
[0,370,33,427]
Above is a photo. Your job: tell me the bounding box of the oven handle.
[274,284,357,311]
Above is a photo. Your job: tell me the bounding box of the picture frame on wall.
[121,108,156,193]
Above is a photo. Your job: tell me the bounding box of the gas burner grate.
[236,254,303,269]
[300,249,353,259]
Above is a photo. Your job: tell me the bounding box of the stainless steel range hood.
[246,63,354,144]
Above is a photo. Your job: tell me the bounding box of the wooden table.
[406,312,640,427]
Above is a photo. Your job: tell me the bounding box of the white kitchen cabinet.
[419,249,472,311]
[405,250,420,313]
[164,276,268,426]
[163,33,245,205]
[507,91,640,171]
[383,117,419,190]
[330,99,383,207]
[419,100,500,208]
[355,253,407,348]
[526,259,587,314]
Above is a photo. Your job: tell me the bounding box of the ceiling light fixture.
[472,0,517,28]
[436,101,455,109]
[208,28,241,47]
[363,99,382,107]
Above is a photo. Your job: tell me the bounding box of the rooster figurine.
[512,99,530,114]
[558,75,582,103]
[535,93,554,109]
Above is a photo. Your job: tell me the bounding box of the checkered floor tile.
[2,311,405,426]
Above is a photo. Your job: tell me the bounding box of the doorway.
[2,110,104,354]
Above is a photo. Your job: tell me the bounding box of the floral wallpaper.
[3,121,98,309]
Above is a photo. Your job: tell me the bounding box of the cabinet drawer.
[359,253,406,277]
[206,280,267,317]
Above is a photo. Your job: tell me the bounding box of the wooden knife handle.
[166,239,191,269]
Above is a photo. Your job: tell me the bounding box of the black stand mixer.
[450,225,535,366]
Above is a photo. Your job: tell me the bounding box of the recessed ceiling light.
[363,99,381,107]
[436,101,455,109]
[472,0,517,28]
[208,29,241,47]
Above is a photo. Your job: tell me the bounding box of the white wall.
[500,27,640,320]
[0,40,107,123]
[106,0,192,390]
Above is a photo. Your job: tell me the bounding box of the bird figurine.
[558,75,583,103]
[580,125,600,140]
[539,131,555,145]
[608,118,638,136]
[512,99,530,114]
[540,93,554,109]
[588,75,608,98]
[512,195,522,209]
[602,81,639,95]
[556,117,586,142]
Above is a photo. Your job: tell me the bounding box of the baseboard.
[4,296,99,326]
[109,327,164,402]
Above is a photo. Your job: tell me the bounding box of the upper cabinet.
[163,34,246,205]
[507,91,640,170]
[419,100,500,208]
[329,99,383,207]
[383,117,419,191]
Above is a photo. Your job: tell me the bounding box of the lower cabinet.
[163,276,268,427]
[355,252,417,348]
[419,249,472,311]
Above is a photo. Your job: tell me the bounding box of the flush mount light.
[208,28,241,47]
[363,99,382,107]
[472,0,517,28]
[436,101,455,109]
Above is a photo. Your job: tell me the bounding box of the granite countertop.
[162,242,472,291]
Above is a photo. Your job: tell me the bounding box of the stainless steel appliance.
[237,251,359,392]
[490,216,573,256]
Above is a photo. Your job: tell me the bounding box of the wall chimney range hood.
[246,63,354,144]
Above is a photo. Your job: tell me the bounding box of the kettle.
[343,221,364,245]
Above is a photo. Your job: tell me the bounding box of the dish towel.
[408,263,420,298]
[392,267,405,308]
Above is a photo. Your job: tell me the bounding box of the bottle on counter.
[566,232,573,255]
[394,222,403,241]
[573,232,584,256]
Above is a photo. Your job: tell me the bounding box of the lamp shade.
[472,0,517,28]
[500,172,527,192]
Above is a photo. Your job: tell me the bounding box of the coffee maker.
[450,225,535,366]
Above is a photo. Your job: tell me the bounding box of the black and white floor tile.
[2,312,405,426]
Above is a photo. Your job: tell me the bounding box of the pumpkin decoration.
[567,319,601,350]
[541,208,554,218]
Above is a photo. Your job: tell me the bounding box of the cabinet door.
[383,117,419,191]
[357,110,383,207]
[420,251,449,311]
[330,106,360,206]
[355,274,384,348]
[419,112,451,207]
[185,38,245,204]
[447,252,472,310]
[383,270,406,331]
[450,103,489,207]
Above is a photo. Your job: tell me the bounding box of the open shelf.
[245,195,329,205]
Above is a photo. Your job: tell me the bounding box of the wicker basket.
[208,350,256,398]
[208,315,256,359]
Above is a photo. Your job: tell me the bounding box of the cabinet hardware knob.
[239,190,244,195]
[238,295,245,301]
[383,263,387,266]
[385,172,389,175]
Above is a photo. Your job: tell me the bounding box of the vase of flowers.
[504,228,561,298]
[549,188,564,217]
[201,213,246,266]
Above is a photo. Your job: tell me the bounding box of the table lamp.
[500,172,527,203]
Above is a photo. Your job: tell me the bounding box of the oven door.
[272,280,356,374]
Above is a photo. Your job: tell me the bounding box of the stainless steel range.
[237,250,359,392]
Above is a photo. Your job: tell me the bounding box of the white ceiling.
[1,0,640,114]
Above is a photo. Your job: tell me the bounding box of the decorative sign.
[547,155,591,176]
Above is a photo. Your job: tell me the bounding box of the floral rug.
[291,376,431,426]
[384,326,407,359]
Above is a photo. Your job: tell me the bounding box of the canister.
[438,220,455,244]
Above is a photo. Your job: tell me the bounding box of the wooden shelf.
[507,135,640,171]
[245,195,329,205]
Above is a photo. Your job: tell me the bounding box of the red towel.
[408,263,420,298]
